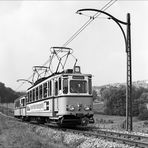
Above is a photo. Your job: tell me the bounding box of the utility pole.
[77,9,133,131]
[126,13,132,131]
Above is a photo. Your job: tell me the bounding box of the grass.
[0,106,14,116]
[93,102,148,133]
[0,103,148,148]
[0,115,68,148]
[0,103,14,109]
[93,102,104,114]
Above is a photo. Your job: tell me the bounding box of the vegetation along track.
[1,112,148,148]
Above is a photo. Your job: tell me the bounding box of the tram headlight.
[69,105,75,111]
[84,105,91,111]
[66,105,75,111]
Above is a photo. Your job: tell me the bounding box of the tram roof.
[14,95,26,102]
[27,70,92,91]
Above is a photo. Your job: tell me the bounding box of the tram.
[14,47,94,126]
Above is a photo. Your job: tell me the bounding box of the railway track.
[65,127,148,148]
[1,112,148,148]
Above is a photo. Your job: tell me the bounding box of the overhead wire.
[45,0,117,68]
[15,0,117,91]
[63,0,117,47]
[51,0,117,66]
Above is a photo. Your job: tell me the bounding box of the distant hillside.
[0,82,25,103]
[93,80,148,96]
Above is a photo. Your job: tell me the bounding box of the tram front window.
[70,80,87,93]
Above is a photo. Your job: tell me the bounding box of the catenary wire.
[63,0,117,47]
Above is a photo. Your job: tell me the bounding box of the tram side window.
[55,80,58,96]
[88,78,92,94]
[33,89,35,102]
[28,92,30,103]
[48,80,52,96]
[29,91,31,103]
[30,91,33,102]
[21,98,25,107]
[21,99,23,106]
[36,87,39,100]
[39,85,42,99]
[63,78,68,94]
[26,95,28,103]
[24,98,26,106]
[58,77,62,95]
[23,99,24,106]
[45,101,49,110]
[59,77,61,91]
[44,83,47,98]
[27,93,29,103]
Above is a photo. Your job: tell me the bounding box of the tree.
[92,89,98,101]
[101,85,142,116]
[101,86,126,115]
[95,83,148,119]
[0,82,25,103]
[138,92,148,120]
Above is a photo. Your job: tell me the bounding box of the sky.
[0,0,148,91]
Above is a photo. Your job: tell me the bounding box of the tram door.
[53,78,59,116]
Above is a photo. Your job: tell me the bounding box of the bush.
[138,110,148,120]
[138,92,148,120]
[101,85,148,118]
[143,121,148,126]
[96,118,114,124]
[138,104,148,120]
[102,86,126,116]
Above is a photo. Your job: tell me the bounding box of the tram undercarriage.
[15,114,94,127]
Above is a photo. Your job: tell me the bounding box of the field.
[93,102,104,114]
[93,102,125,129]
[93,102,148,133]
[0,103,14,109]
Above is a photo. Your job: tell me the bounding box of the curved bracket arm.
[77,8,128,51]
[77,9,128,25]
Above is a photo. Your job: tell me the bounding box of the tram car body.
[14,95,26,117]
[14,66,94,126]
